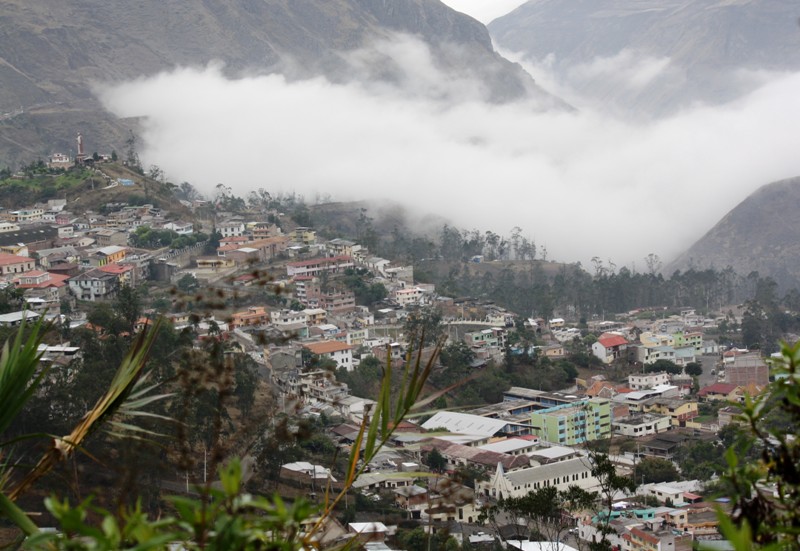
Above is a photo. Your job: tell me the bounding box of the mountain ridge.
[665,175,800,290]
[488,0,800,117]
[0,0,554,166]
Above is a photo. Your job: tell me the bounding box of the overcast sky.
[97,36,800,269]
[437,0,527,24]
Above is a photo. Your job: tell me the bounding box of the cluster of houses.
[0,195,213,318]
[0,188,775,551]
[281,384,730,550]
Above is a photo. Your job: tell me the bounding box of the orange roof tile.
[303,341,352,355]
[0,253,34,266]
[98,263,133,275]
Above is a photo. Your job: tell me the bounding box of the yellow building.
[642,398,698,427]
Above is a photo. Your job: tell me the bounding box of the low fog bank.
[501,46,790,120]
[97,36,800,268]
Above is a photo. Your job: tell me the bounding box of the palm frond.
[0,317,47,436]
[305,338,445,541]
[8,318,163,501]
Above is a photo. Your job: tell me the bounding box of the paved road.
[698,354,721,388]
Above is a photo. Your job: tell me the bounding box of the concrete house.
[0,253,36,275]
[592,333,629,364]
[67,268,120,301]
[303,341,354,371]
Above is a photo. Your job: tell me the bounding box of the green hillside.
[0,162,192,219]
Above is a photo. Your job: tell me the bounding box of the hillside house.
[9,209,44,222]
[93,229,129,247]
[302,340,353,371]
[13,271,70,309]
[303,308,327,326]
[98,263,135,286]
[230,306,271,329]
[288,227,316,245]
[162,222,194,235]
[613,413,672,437]
[286,256,353,278]
[465,327,507,349]
[628,372,670,390]
[0,253,36,275]
[326,238,360,257]
[67,268,120,301]
[82,245,127,268]
[0,310,41,327]
[393,286,425,307]
[591,333,629,364]
[697,382,740,401]
[217,221,246,238]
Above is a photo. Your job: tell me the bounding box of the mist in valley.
[96,27,800,269]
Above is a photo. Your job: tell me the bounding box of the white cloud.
[437,0,528,24]
[96,37,800,268]
[568,49,674,91]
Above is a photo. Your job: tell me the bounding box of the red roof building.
[591,332,629,364]
[0,253,36,275]
[14,270,69,289]
[302,340,354,371]
[697,382,739,400]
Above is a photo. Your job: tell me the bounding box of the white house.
[67,269,120,301]
[394,287,425,307]
[613,414,672,437]
[591,333,629,364]
[271,309,308,327]
[218,221,246,238]
[628,372,671,390]
[163,222,194,235]
[302,341,354,371]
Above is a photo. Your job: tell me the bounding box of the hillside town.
[0,159,782,551]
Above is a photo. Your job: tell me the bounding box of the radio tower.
[76,132,86,164]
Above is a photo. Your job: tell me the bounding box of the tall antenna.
[76,132,86,163]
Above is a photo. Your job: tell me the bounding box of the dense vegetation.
[129,225,208,250]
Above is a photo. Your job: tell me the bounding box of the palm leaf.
[305,337,445,542]
[8,318,163,501]
[0,317,47,436]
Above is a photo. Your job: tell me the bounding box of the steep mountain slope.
[666,176,800,290]
[489,0,800,116]
[0,0,554,166]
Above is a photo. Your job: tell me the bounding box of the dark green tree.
[685,362,703,377]
[717,341,800,547]
[590,452,636,550]
[116,285,142,335]
[645,359,682,375]
[480,485,596,543]
[176,273,199,294]
[0,286,23,314]
[403,307,444,347]
[424,448,446,473]
[634,457,680,484]
[233,355,259,416]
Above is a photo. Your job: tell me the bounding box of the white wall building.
[613,414,672,437]
[303,341,354,371]
[394,287,425,307]
[477,457,598,500]
[218,221,246,238]
[628,372,671,390]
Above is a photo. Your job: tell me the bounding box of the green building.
[530,398,611,446]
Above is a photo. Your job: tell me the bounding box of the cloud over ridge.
[97,35,800,267]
